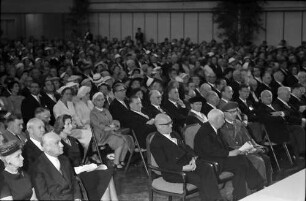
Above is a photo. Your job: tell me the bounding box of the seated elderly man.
[2,114,27,146]
[194,109,265,200]
[272,87,305,159]
[219,102,272,186]
[22,118,46,174]
[150,113,223,201]
[31,132,82,200]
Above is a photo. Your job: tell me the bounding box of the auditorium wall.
[1,0,306,46]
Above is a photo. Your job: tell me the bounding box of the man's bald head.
[207,109,225,129]
[200,83,212,98]
[154,113,173,134]
[207,91,220,106]
[42,132,63,157]
[260,90,273,105]
[277,86,291,102]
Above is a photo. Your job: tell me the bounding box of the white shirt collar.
[209,123,218,134]
[291,93,300,101]
[168,99,178,107]
[239,97,247,103]
[44,153,61,171]
[30,138,43,151]
[221,98,229,103]
[191,109,208,122]
[152,104,160,109]
[207,102,216,109]
[225,119,234,125]
[277,97,290,107]
[95,107,104,112]
[131,109,149,119]
[163,133,177,145]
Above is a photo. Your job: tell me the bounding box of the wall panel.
[266,12,283,46]
[284,12,302,47]
[121,13,133,39]
[303,12,306,41]
[199,13,212,42]
[89,13,99,37]
[184,13,198,43]
[25,14,43,38]
[109,13,121,40]
[145,13,158,42]
[157,13,170,43]
[253,12,267,45]
[98,13,110,38]
[170,13,184,40]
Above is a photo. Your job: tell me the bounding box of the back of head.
[207,109,224,129]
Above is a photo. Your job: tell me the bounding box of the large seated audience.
[0,34,305,200]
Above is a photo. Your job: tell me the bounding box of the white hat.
[66,82,79,88]
[92,73,104,84]
[35,57,42,62]
[94,61,106,68]
[207,52,214,57]
[114,54,121,59]
[57,85,69,94]
[102,76,112,83]
[67,75,82,82]
[77,86,91,98]
[15,63,24,69]
[228,57,236,64]
[175,76,184,83]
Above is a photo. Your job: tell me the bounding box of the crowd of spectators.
[0,32,305,200]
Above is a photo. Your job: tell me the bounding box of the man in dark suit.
[271,70,285,100]
[256,72,272,99]
[201,91,219,116]
[229,69,242,100]
[151,113,223,201]
[143,90,166,119]
[40,78,60,125]
[272,87,305,158]
[32,132,82,200]
[289,84,306,114]
[185,96,208,126]
[109,83,130,128]
[255,90,290,144]
[2,114,27,146]
[236,84,263,143]
[218,86,233,109]
[21,81,47,126]
[194,109,265,200]
[126,96,156,148]
[162,87,189,134]
[22,118,45,173]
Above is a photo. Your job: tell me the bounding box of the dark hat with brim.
[221,101,238,112]
[189,96,203,104]
[0,140,21,157]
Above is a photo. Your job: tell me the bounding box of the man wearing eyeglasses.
[109,83,130,128]
[150,113,223,201]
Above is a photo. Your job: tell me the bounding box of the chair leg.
[283,143,294,165]
[148,190,153,201]
[124,150,134,174]
[139,150,149,176]
[269,144,281,171]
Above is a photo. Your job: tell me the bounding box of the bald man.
[194,109,264,200]
[272,87,305,158]
[150,114,222,201]
[32,132,82,201]
[22,118,45,173]
[201,91,220,116]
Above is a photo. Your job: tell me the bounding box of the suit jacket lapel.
[42,154,67,185]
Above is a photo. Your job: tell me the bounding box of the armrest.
[200,159,220,174]
[148,165,187,182]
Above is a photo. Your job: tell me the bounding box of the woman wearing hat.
[90,92,134,169]
[0,140,37,200]
[53,86,92,159]
[75,86,94,129]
